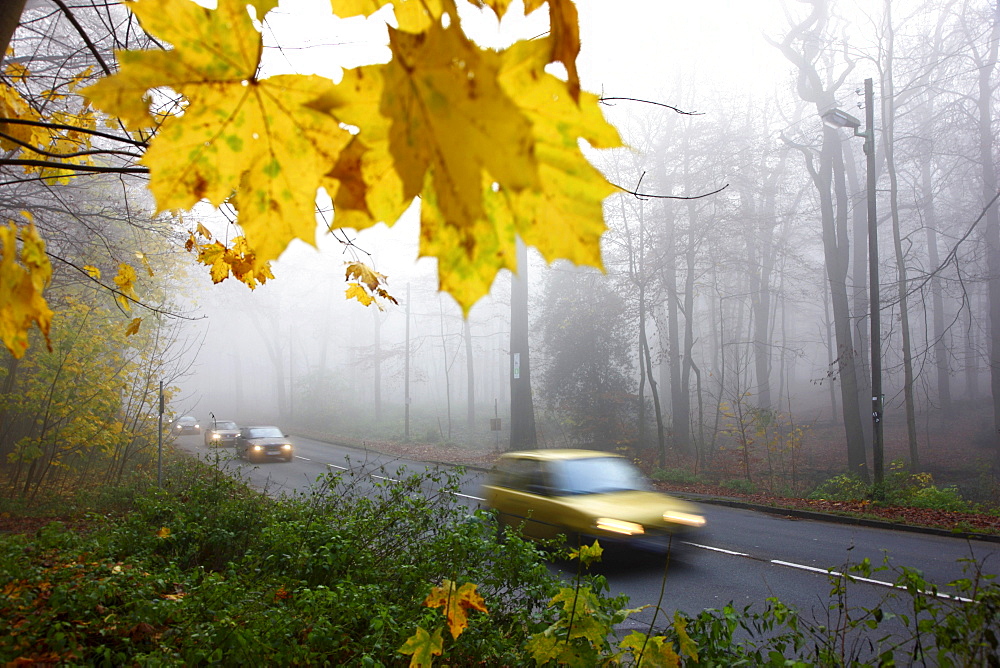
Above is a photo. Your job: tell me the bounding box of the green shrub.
[810,463,973,513]
[808,473,870,502]
[909,485,972,512]
[721,478,758,495]
[651,467,707,485]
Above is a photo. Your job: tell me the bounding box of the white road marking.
[771,559,974,602]
[326,463,348,471]
[296,456,310,461]
[682,541,750,557]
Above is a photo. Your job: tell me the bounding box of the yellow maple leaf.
[0,221,53,358]
[545,0,581,102]
[83,0,352,269]
[619,631,682,668]
[397,625,443,667]
[346,282,374,306]
[495,37,620,266]
[318,71,410,231]
[192,236,272,289]
[83,265,101,280]
[344,262,397,308]
[331,0,446,32]
[423,580,487,639]
[155,526,171,538]
[419,36,620,311]
[113,263,138,311]
[0,82,45,151]
[478,0,517,19]
[345,261,383,291]
[418,176,518,311]
[125,317,142,337]
[381,20,538,231]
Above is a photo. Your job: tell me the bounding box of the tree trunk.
[977,3,1000,456]
[879,10,919,467]
[465,318,475,434]
[372,308,382,423]
[920,139,952,416]
[509,238,537,450]
[823,127,869,478]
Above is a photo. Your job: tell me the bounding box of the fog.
[174,0,999,472]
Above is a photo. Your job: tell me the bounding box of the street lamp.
[821,78,883,494]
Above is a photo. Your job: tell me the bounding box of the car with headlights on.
[172,415,200,435]
[482,449,704,552]
[204,420,239,447]
[236,425,293,463]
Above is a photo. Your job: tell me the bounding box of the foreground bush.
[0,456,559,665]
[2,454,998,666]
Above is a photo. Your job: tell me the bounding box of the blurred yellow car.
[482,449,704,551]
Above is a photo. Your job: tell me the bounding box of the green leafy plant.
[721,478,759,495]
[651,468,708,485]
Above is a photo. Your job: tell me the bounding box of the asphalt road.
[173,432,1000,646]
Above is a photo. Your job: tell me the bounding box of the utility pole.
[863,78,884,493]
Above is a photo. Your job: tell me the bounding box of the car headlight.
[662,511,705,527]
[212,433,220,440]
[281,444,291,450]
[194,424,199,429]
[253,445,262,451]
[594,518,645,535]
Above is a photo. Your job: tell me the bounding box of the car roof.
[498,449,623,462]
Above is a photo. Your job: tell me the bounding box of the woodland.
[0,0,999,508]
[1,1,1000,664]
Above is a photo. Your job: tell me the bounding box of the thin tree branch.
[48,253,201,321]
[0,159,148,174]
[51,0,113,76]
[599,96,703,116]
[0,117,148,147]
[614,171,728,200]
[0,130,142,160]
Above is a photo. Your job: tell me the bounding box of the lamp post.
[822,78,883,493]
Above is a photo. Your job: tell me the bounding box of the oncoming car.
[204,420,239,447]
[482,449,704,552]
[173,415,200,435]
[236,426,293,463]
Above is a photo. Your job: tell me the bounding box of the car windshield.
[249,427,283,438]
[215,421,237,430]
[177,416,196,424]
[548,457,650,495]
